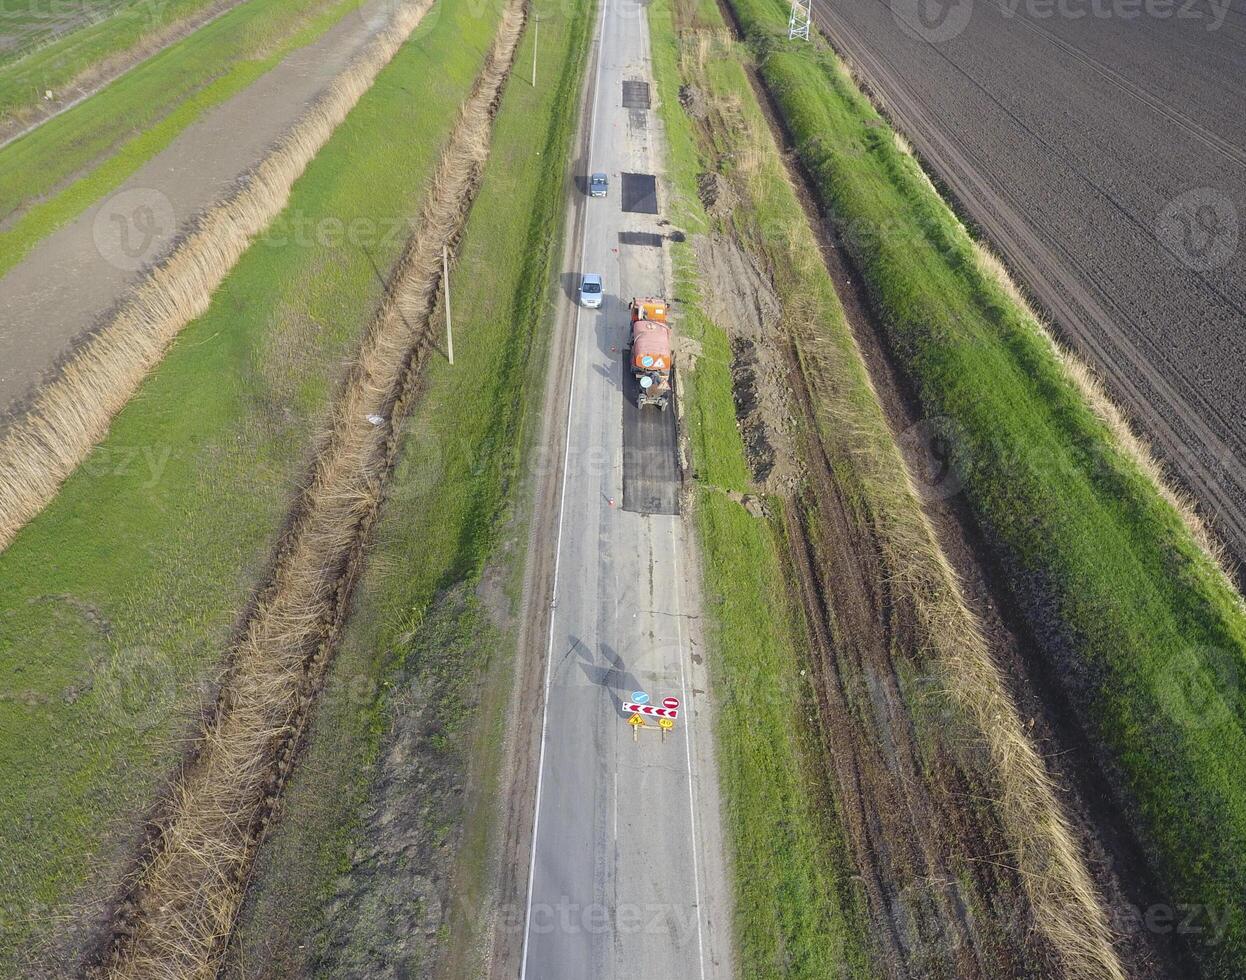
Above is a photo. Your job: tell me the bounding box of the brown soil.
[692,231,798,493]
[678,83,708,121]
[695,169,734,218]
[809,0,1246,574]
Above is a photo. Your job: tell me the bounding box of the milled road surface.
[0,0,403,422]
[814,0,1246,563]
[519,0,732,975]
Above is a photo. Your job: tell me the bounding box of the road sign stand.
[624,697,681,742]
[630,714,676,742]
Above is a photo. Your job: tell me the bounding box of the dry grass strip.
[788,256,1127,980]
[99,2,526,976]
[0,0,436,556]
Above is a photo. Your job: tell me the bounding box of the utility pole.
[531,14,538,87]
[442,244,454,366]
[788,0,812,39]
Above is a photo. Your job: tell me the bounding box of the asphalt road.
[519,0,732,976]
[813,0,1246,563]
[0,0,404,422]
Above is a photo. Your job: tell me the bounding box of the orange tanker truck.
[627,297,672,410]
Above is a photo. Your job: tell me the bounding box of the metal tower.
[788,0,812,40]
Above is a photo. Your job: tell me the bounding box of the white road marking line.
[519,0,610,975]
[672,528,708,980]
[642,2,708,970]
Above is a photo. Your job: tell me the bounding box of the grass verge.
[726,0,1246,972]
[0,0,362,274]
[2,0,221,98]
[222,0,593,973]
[650,1,876,975]
[656,0,1129,976]
[0,0,500,971]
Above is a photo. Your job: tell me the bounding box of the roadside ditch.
[723,16,1191,978]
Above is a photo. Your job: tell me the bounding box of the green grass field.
[725,0,1246,972]
[0,0,362,276]
[650,0,878,975]
[0,0,209,79]
[227,0,594,972]
[0,0,122,59]
[0,0,501,970]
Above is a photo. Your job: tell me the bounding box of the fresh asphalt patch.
[621,356,679,515]
[619,231,663,248]
[621,172,658,214]
[622,79,650,108]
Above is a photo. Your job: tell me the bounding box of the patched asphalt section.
[622,79,650,108]
[621,356,679,515]
[619,231,663,248]
[621,172,658,213]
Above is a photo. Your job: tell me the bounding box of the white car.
[579,273,603,308]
